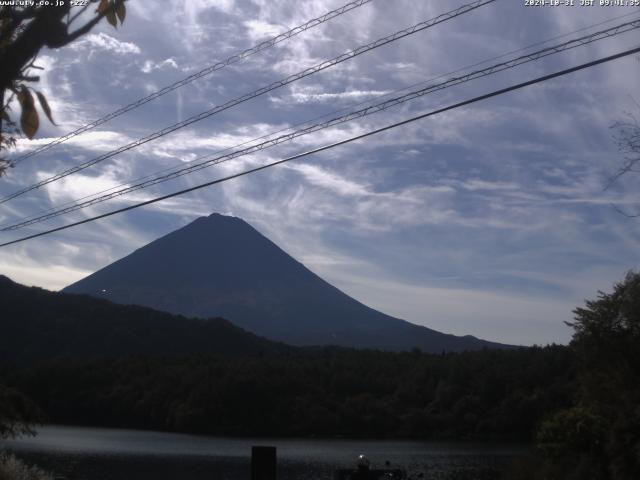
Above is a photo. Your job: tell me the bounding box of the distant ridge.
[64,213,512,352]
[0,275,287,364]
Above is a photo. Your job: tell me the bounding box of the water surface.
[1,425,526,480]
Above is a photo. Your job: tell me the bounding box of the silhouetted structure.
[252,446,276,480]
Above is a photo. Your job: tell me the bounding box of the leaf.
[36,91,57,126]
[106,9,118,28]
[21,106,39,140]
[116,1,126,24]
[17,86,34,109]
[97,0,109,13]
[17,87,39,139]
[105,0,118,28]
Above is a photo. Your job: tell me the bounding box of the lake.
[1,425,527,480]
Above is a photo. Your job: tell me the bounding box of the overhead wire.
[2,17,638,231]
[9,8,637,229]
[1,45,638,248]
[9,0,376,166]
[0,0,497,205]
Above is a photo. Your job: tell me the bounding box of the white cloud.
[287,163,370,197]
[70,32,141,55]
[243,19,282,42]
[461,179,521,192]
[2,0,639,347]
[271,87,393,105]
[141,58,179,74]
[15,130,131,155]
[38,166,128,205]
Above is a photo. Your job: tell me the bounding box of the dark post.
[251,446,277,480]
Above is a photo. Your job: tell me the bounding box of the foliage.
[0,385,43,440]
[0,0,126,175]
[0,275,576,441]
[1,346,575,441]
[0,453,54,480]
[523,272,640,480]
[609,103,640,216]
[0,275,287,364]
[611,106,640,183]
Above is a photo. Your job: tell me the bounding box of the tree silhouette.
[0,384,43,439]
[609,100,640,217]
[535,271,640,480]
[0,0,126,176]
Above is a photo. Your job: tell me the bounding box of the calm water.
[1,425,527,480]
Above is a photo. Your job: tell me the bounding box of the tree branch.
[611,203,640,218]
[65,11,105,43]
[0,5,70,90]
[66,0,126,43]
[67,2,93,26]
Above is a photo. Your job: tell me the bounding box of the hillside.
[64,213,511,352]
[0,276,575,441]
[0,275,286,365]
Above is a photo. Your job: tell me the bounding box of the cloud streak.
[0,0,638,345]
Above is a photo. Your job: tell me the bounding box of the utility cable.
[10,8,636,229]
[2,17,638,231]
[9,0,375,166]
[1,45,637,248]
[0,0,496,205]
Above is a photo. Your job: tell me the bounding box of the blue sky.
[1,0,639,345]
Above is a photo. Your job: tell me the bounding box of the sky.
[1,0,639,346]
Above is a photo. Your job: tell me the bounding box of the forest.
[1,346,574,440]
[1,272,639,479]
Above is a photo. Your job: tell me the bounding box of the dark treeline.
[2,345,574,440]
[1,273,577,441]
[2,272,639,479]
[0,275,288,365]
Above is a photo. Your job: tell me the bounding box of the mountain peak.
[64,214,509,352]
[187,212,254,232]
[208,212,239,219]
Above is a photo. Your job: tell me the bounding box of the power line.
[10,9,636,230]
[3,17,638,231]
[0,0,496,205]
[1,45,637,248]
[9,0,375,166]
[5,17,636,230]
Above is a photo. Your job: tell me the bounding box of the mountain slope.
[64,214,510,352]
[0,275,286,364]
